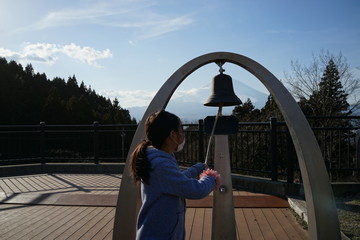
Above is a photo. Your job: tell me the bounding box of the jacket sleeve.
[182,162,206,178]
[155,158,215,199]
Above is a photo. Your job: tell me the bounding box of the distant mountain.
[128,79,269,122]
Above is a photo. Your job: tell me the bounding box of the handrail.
[0,116,359,183]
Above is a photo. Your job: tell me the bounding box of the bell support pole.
[113,52,340,240]
[212,134,237,239]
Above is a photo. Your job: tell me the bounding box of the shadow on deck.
[0,173,307,239]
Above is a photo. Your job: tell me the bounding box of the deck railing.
[0,123,137,164]
[0,116,359,182]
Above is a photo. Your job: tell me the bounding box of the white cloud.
[0,48,21,60]
[0,42,112,67]
[62,43,112,67]
[99,86,211,109]
[100,89,157,108]
[99,81,269,121]
[136,15,193,39]
[172,86,210,101]
[128,40,136,46]
[32,0,193,40]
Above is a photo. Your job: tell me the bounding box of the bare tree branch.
[284,50,360,111]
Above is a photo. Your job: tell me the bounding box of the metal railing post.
[270,117,278,181]
[356,130,360,169]
[121,128,126,161]
[286,130,294,183]
[40,122,46,164]
[93,121,99,164]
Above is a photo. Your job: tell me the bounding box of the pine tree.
[308,59,349,116]
[232,98,260,122]
[260,95,282,121]
[304,60,352,177]
[41,87,67,124]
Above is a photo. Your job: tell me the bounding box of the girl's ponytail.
[130,140,152,184]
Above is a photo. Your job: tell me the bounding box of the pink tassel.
[200,169,221,191]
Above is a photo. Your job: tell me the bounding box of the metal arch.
[113,52,341,240]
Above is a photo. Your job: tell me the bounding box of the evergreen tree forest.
[0,58,136,125]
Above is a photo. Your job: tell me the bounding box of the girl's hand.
[200,169,221,191]
[203,163,209,170]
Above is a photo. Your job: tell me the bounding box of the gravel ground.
[336,193,360,240]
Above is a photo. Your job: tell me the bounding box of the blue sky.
[1,0,359,118]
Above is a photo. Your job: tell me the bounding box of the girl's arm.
[155,159,216,199]
[182,162,207,178]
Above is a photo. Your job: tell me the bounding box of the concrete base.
[232,174,360,197]
[232,174,303,197]
[288,196,352,240]
[288,196,308,223]
[331,182,360,196]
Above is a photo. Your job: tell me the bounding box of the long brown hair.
[130,110,181,184]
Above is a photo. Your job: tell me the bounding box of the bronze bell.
[204,72,242,107]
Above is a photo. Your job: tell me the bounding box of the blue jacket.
[136,147,215,240]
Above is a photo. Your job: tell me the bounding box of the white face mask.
[176,138,185,152]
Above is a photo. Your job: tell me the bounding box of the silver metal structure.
[212,134,237,239]
[113,52,341,240]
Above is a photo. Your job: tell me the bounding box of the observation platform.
[0,173,307,239]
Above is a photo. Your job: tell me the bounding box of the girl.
[130,110,220,240]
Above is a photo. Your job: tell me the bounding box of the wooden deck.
[0,174,307,239]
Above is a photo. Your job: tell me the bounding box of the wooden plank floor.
[0,174,307,239]
[0,174,121,196]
